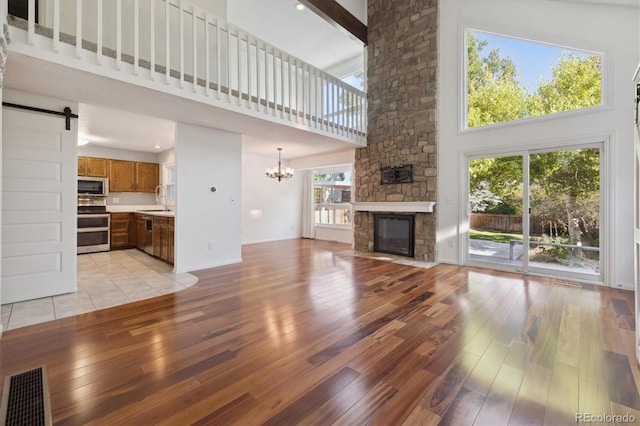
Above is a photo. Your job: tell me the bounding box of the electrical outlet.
[113,198,120,204]
[208,242,214,250]
[447,240,454,248]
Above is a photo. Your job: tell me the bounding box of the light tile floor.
[1,249,198,331]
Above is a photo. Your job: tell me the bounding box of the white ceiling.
[71,0,366,157]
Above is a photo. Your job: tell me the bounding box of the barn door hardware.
[2,102,78,130]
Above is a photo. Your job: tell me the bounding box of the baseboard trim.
[185,258,243,273]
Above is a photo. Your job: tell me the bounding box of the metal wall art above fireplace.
[374,214,415,257]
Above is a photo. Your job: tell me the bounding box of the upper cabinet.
[78,156,108,177]
[108,160,159,193]
[109,160,136,192]
[79,156,160,193]
[136,162,160,193]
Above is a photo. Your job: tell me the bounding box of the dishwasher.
[143,216,154,255]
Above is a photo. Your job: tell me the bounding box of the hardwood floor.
[0,239,638,425]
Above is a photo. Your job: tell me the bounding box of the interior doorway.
[467,144,603,283]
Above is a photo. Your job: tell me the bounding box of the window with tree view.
[466,30,603,129]
[314,168,352,227]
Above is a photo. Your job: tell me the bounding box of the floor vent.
[0,365,52,426]
[551,279,582,288]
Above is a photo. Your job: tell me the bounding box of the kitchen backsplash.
[106,192,157,206]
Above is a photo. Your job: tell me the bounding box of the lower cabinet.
[152,216,174,264]
[135,214,147,251]
[111,213,136,249]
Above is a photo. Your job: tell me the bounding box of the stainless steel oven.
[77,213,110,254]
[77,199,110,254]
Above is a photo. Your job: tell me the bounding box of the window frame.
[313,165,353,229]
[163,161,176,207]
[460,25,610,133]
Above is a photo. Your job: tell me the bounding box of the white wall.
[289,149,355,170]
[78,145,158,163]
[174,123,241,273]
[438,0,639,289]
[158,148,175,173]
[241,151,302,245]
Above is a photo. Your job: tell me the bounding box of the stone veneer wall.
[354,0,438,262]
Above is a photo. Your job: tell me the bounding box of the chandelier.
[265,148,294,181]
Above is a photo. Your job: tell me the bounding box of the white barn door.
[2,106,77,303]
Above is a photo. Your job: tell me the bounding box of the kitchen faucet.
[155,184,167,210]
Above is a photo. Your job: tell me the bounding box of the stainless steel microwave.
[78,177,109,196]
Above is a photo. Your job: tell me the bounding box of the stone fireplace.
[354,0,438,262]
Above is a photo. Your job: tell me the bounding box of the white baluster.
[272,49,277,117]
[116,0,121,69]
[331,78,340,133]
[192,5,197,93]
[288,57,292,121]
[165,0,170,84]
[293,59,299,123]
[280,54,285,118]
[204,13,210,96]
[311,68,317,128]
[75,0,82,58]
[133,0,139,75]
[26,0,35,45]
[247,36,251,108]
[216,20,221,100]
[319,72,323,129]
[301,63,306,126]
[256,41,260,112]
[179,0,184,88]
[264,43,269,114]
[53,0,60,52]
[237,29,242,106]
[149,0,155,80]
[227,25,232,102]
[96,0,102,63]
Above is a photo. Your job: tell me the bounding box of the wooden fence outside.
[471,213,567,237]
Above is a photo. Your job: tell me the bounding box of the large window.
[465,29,603,129]
[314,167,352,227]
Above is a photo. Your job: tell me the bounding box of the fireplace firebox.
[374,214,415,257]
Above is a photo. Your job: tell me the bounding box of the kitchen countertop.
[107,205,175,217]
[137,210,175,217]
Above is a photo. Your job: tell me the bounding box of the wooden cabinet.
[110,213,135,249]
[135,214,147,251]
[109,160,136,192]
[152,216,174,264]
[135,162,160,193]
[167,218,175,264]
[108,160,159,193]
[78,156,108,177]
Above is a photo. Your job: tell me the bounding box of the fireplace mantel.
[352,201,436,213]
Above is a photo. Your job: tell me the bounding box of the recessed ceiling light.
[296,3,305,11]
[154,144,162,149]
[78,139,89,146]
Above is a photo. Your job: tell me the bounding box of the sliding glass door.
[468,155,524,268]
[467,144,602,282]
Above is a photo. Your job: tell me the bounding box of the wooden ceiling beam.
[299,0,367,46]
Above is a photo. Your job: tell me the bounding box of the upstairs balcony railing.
[7,0,367,142]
